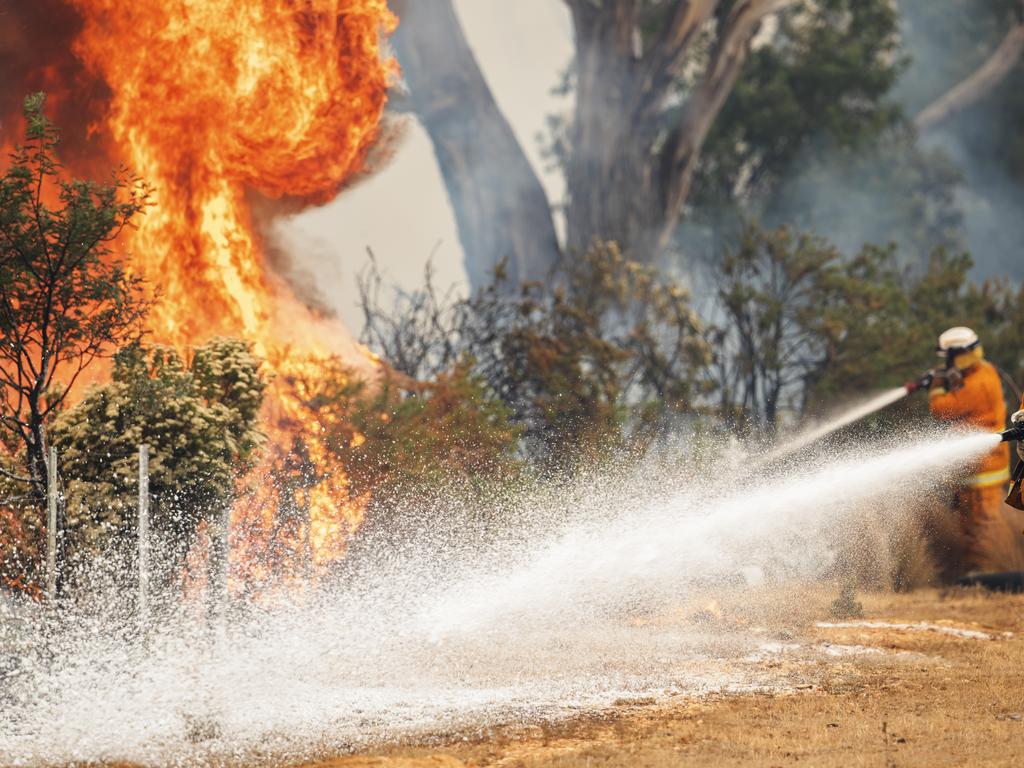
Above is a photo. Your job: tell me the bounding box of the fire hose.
[1000,422,1024,514]
[1000,423,1024,444]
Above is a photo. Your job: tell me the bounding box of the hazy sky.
[276,1,573,334]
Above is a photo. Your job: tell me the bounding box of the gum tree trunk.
[391,0,791,269]
[390,0,562,287]
[565,0,794,259]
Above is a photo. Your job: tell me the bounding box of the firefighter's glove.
[945,368,965,392]
[907,370,935,393]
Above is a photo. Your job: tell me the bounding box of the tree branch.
[656,0,795,250]
[636,1,718,122]
[390,0,561,286]
[0,464,32,484]
[915,2,1024,133]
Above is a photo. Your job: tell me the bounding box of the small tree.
[0,93,151,504]
[50,339,265,579]
[707,224,854,434]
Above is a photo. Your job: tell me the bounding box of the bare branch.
[656,0,795,250]
[635,1,718,121]
[0,464,32,484]
[915,5,1024,133]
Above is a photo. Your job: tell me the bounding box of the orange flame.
[66,0,398,569]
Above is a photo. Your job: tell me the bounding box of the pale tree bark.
[389,0,562,288]
[914,1,1024,133]
[391,0,792,273]
[564,0,795,258]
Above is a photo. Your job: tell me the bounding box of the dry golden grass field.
[294,588,1024,768]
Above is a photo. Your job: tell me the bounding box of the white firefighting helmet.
[936,326,980,357]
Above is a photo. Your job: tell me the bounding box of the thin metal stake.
[205,507,230,728]
[45,445,58,602]
[138,444,150,625]
[219,505,230,605]
[209,505,230,623]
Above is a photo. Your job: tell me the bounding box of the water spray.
[0,428,1003,766]
[764,368,951,466]
[759,386,910,465]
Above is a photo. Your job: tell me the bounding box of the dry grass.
[296,588,1024,768]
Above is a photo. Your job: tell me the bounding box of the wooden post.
[45,445,58,602]
[138,444,150,624]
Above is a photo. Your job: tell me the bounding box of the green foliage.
[689,0,962,258]
[707,224,852,432]
[50,339,265,561]
[0,93,151,502]
[710,222,1024,433]
[191,338,266,459]
[696,0,905,207]
[360,222,1020,475]
[360,242,711,470]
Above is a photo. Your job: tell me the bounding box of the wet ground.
[288,588,1024,768]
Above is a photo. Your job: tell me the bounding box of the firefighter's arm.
[929,383,970,420]
[928,372,981,421]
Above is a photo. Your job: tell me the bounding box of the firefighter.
[929,327,1010,572]
[1007,402,1024,512]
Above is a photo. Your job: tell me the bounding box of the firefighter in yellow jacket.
[928,327,1010,571]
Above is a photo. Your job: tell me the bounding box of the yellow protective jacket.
[929,360,1010,488]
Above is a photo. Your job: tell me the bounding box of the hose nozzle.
[905,370,936,394]
[999,424,1024,443]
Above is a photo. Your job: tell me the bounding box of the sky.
[275,1,574,335]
